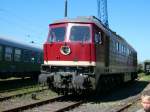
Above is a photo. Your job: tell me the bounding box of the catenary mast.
[97,0,109,27]
[65,0,68,17]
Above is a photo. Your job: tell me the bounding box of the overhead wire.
[0,8,46,32]
[0,8,47,44]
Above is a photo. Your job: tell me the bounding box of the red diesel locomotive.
[39,16,137,94]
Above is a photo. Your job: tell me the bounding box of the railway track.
[0,86,48,101]
[0,78,38,93]
[2,95,84,112]
[114,93,142,112]
[0,84,39,93]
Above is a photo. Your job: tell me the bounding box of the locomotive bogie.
[40,65,96,93]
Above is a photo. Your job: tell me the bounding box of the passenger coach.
[0,37,43,79]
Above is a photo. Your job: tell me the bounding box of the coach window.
[5,47,13,61]
[23,50,30,62]
[95,32,102,44]
[0,46,2,60]
[36,53,41,63]
[31,57,35,63]
[31,52,35,63]
[14,49,21,62]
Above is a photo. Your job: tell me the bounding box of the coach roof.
[0,36,42,52]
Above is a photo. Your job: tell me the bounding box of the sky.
[0,0,150,62]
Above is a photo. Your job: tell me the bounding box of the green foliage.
[138,73,150,81]
[137,64,144,73]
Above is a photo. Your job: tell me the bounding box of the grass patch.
[0,78,38,92]
[138,73,150,81]
[0,85,48,97]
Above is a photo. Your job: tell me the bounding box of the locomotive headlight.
[60,45,71,55]
[80,73,83,76]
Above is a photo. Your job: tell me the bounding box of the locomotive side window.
[5,47,13,61]
[127,48,130,56]
[14,49,21,62]
[112,39,116,52]
[119,43,122,54]
[116,42,119,52]
[94,32,102,44]
[0,46,2,60]
[70,26,90,42]
[48,27,66,42]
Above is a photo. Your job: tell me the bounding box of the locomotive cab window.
[70,26,91,42]
[48,27,66,42]
[5,47,13,61]
[94,32,102,44]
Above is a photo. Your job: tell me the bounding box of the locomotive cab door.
[94,27,109,92]
[94,28,106,75]
[94,27,105,89]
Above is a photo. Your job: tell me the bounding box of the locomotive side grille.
[41,65,51,73]
[41,65,94,74]
[77,66,94,74]
[51,66,76,72]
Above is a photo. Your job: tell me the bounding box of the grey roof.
[52,16,136,52]
[53,16,114,35]
[0,37,42,52]
[53,16,107,32]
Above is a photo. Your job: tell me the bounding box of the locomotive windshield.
[48,27,66,42]
[70,26,90,42]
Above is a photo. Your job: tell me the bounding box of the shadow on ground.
[0,78,38,92]
[88,80,149,103]
[56,80,149,104]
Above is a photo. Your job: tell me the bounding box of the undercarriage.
[39,65,95,94]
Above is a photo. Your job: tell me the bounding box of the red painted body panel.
[44,42,96,62]
[44,22,96,63]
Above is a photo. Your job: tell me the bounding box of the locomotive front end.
[39,22,96,94]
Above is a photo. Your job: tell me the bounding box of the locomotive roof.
[0,36,42,52]
[52,16,136,52]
